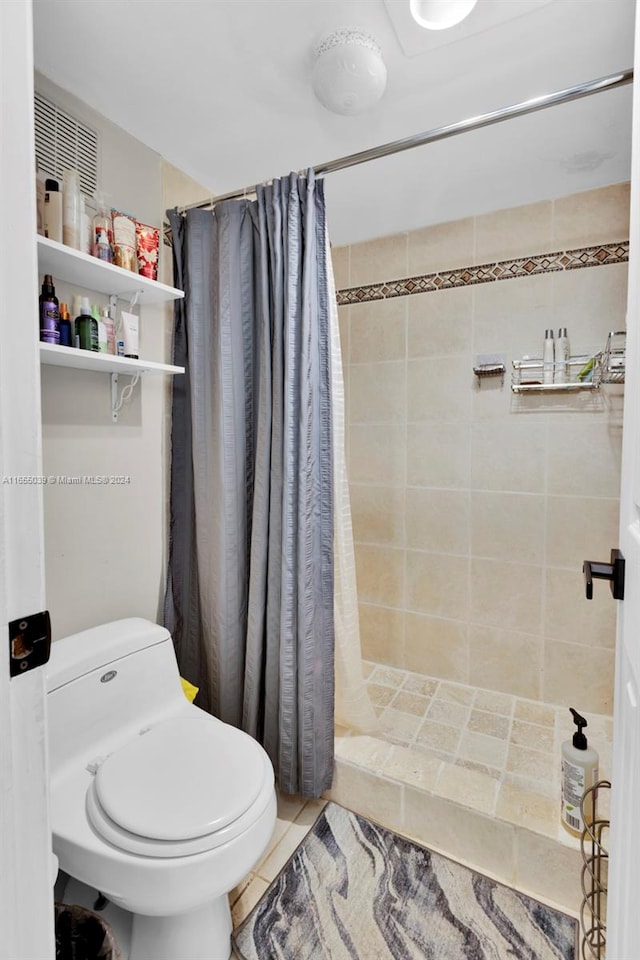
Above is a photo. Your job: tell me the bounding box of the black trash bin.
[54,903,121,960]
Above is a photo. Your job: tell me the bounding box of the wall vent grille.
[34,93,99,197]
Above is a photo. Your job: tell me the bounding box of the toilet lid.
[93,717,265,841]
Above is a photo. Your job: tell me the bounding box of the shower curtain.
[164,171,375,799]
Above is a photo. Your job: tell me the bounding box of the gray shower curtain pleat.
[165,172,334,797]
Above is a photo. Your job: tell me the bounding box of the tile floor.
[230,794,327,932]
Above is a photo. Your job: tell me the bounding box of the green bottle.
[75,297,99,351]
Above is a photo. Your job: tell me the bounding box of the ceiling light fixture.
[409,0,478,30]
[312,29,387,116]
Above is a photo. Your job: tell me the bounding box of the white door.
[0,1,54,958]
[606,8,640,957]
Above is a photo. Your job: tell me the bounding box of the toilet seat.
[86,716,270,858]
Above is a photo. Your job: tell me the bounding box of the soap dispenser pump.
[561,707,599,836]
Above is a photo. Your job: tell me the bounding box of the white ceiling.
[32,0,635,246]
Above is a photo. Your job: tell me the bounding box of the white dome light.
[409,0,478,30]
[312,30,387,116]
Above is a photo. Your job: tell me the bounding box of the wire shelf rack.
[580,779,610,960]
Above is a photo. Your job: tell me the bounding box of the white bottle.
[543,329,555,384]
[555,327,570,384]
[561,707,599,836]
[62,169,82,250]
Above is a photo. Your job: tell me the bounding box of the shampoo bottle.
[561,707,599,836]
[543,329,555,384]
[58,302,73,348]
[555,327,570,384]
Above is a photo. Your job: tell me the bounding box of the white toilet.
[46,618,277,960]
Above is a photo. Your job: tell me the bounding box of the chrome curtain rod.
[180,68,633,213]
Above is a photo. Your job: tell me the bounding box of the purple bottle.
[39,274,60,345]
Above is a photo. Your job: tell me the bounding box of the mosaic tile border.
[336,241,629,305]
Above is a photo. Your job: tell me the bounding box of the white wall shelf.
[37,235,184,304]
[40,343,184,377]
[37,236,185,420]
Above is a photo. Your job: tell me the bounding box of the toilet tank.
[47,618,188,776]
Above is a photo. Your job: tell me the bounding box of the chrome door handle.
[583,549,625,600]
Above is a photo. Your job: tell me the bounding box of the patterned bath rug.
[233,801,577,960]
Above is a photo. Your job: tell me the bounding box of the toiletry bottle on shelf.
[561,707,599,836]
[62,169,82,250]
[92,193,113,262]
[43,178,63,243]
[75,297,99,352]
[101,307,116,355]
[58,302,72,347]
[555,327,570,383]
[543,329,555,384]
[39,274,60,345]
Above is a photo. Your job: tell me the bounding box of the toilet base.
[130,896,232,960]
[62,878,233,960]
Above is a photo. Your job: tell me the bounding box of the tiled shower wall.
[331,184,629,715]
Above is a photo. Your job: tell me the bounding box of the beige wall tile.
[355,544,404,607]
[408,218,475,275]
[359,603,404,666]
[471,492,545,564]
[351,484,405,546]
[515,829,583,915]
[408,287,472,358]
[472,273,555,361]
[331,244,350,290]
[334,734,393,773]
[349,297,406,363]
[496,781,556,839]
[552,263,628,353]
[407,356,472,422]
[468,625,543,701]
[407,422,470,488]
[407,552,469,619]
[350,361,405,424]
[545,567,616,649]
[470,421,547,493]
[405,488,469,554]
[545,497,619,569]
[552,183,630,249]
[474,201,553,264]
[404,612,469,681]
[349,424,405,485]
[384,745,442,792]
[403,786,516,886]
[350,233,408,287]
[470,559,543,633]
[543,640,614,714]
[326,761,404,835]
[547,421,622,498]
[435,762,499,816]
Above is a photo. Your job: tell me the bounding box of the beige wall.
[38,75,169,639]
[334,184,629,715]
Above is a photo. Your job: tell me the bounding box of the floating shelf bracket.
[111,371,141,423]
